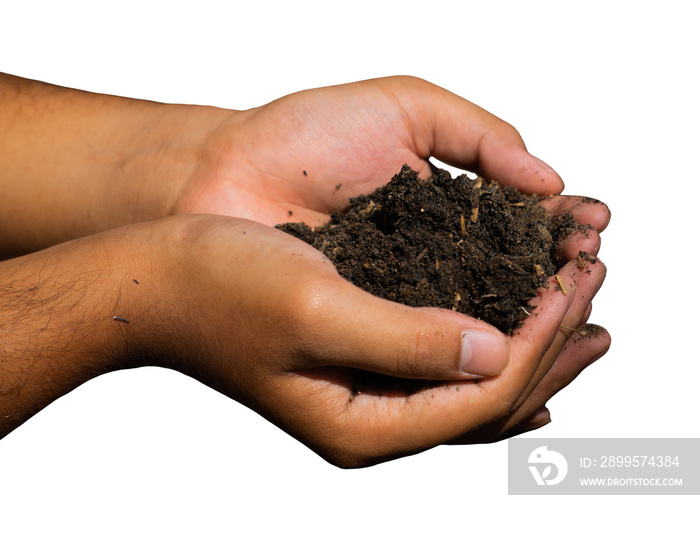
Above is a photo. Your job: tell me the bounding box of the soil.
[278,165,586,335]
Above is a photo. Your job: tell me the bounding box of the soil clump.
[278,165,584,334]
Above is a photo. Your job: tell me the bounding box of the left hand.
[172,76,566,226]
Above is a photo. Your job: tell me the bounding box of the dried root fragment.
[554,274,568,295]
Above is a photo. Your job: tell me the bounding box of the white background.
[1,1,698,551]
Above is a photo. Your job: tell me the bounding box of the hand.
[172,76,566,227]
[0,196,607,463]
[0,74,566,255]
[146,200,607,468]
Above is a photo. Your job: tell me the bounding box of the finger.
[539,195,610,260]
[503,406,552,439]
[447,293,606,447]
[486,269,578,404]
[299,278,510,381]
[556,228,601,261]
[582,302,593,324]
[510,255,607,409]
[405,78,565,195]
[381,270,579,450]
[442,269,579,447]
[500,324,611,431]
[539,195,612,233]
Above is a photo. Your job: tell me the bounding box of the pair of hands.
[156,76,610,466]
[0,75,610,467]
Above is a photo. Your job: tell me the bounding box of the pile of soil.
[278,165,584,334]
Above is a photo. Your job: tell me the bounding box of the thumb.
[302,280,509,380]
[409,78,565,195]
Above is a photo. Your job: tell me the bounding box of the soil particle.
[278,165,587,334]
[570,323,605,343]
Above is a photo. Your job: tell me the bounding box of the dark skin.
[0,74,609,467]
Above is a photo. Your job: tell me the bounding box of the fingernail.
[531,156,564,193]
[460,329,509,378]
[529,406,551,426]
[601,205,612,231]
[532,155,557,175]
[519,407,552,433]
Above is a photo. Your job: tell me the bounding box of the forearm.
[0,213,291,439]
[0,73,231,257]
[0,219,175,436]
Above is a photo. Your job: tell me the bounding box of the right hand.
[135,207,607,467]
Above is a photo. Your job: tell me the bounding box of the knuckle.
[492,397,520,422]
[390,74,430,89]
[282,274,345,357]
[309,424,381,469]
[480,386,522,421]
[398,322,444,377]
[322,434,400,470]
[493,117,524,142]
[325,448,375,469]
[285,281,331,335]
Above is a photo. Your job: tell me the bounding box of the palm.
[179,79,437,226]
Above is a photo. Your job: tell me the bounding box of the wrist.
[0,214,213,436]
[90,215,224,375]
[0,225,156,433]
[113,102,238,224]
[0,73,239,255]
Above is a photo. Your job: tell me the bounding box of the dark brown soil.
[278,165,585,334]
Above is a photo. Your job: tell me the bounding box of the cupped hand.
[173,76,566,227]
[154,198,608,468]
[458,195,611,443]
